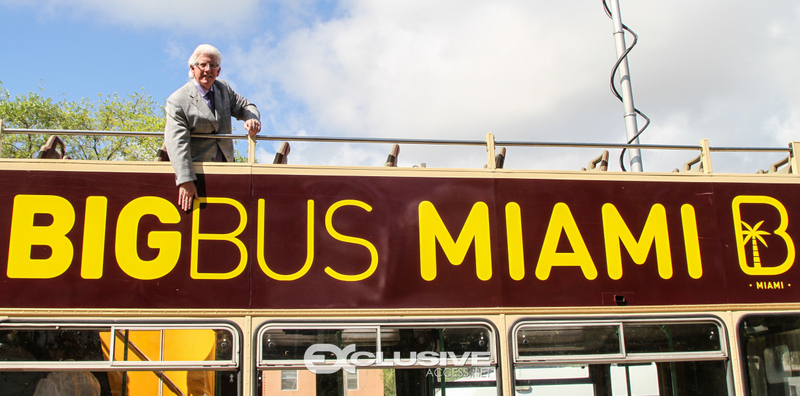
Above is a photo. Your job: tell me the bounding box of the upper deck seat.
[34,135,70,159]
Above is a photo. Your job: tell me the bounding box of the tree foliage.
[0,82,165,160]
[381,369,396,396]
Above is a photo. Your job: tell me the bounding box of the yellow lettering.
[681,204,703,279]
[732,195,795,276]
[81,196,108,279]
[256,199,315,281]
[7,194,75,278]
[760,281,787,290]
[115,197,181,280]
[191,197,248,280]
[324,200,379,281]
[535,203,597,280]
[603,203,672,280]
[506,202,525,280]
[419,201,492,281]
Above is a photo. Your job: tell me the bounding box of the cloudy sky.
[1,0,799,173]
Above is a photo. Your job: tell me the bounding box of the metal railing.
[1,121,798,174]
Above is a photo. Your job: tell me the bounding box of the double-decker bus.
[1,126,799,396]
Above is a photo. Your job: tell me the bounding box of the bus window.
[513,318,730,396]
[257,322,498,396]
[0,322,240,396]
[516,323,622,359]
[624,321,722,354]
[740,314,800,396]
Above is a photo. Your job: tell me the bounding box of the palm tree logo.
[740,220,771,268]
[732,195,794,276]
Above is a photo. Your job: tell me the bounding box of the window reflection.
[258,323,497,396]
[0,324,239,396]
[741,314,800,396]
[514,319,729,396]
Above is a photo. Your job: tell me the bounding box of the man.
[164,44,261,211]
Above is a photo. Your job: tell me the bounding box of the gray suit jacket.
[164,79,260,185]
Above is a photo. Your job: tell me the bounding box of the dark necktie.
[204,91,215,114]
[206,90,224,161]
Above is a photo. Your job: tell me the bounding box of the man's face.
[191,54,220,90]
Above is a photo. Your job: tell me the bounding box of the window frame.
[512,317,729,365]
[0,320,241,371]
[514,321,626,363]
[256,320,498,370]
[345,369,359,391]
[280,369,299,391]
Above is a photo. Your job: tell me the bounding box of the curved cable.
[603,0,650,171]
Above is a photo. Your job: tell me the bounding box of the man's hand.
[244,119,261,137]
[178,181,199,211]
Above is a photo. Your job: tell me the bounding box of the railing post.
[700,138,712,173]
[248,134,256,164]
[486,133,496,170]
[0,119,4,157]
[791,142,800,175]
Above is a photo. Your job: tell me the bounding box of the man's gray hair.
[188,44,222,79]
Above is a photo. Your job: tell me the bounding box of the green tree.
[381,369,396,396]
[0,82,164,160]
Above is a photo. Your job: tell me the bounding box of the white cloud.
[163,40,187,64]
[259,1,611,139]
[229,0,800,172]
[232,1,618,169]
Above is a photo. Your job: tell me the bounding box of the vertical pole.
[121,329,129,396]
[609,0,644,172]
[485,133,496,170]
[0,119,4,158]
[244,316,252,396]
[699,138,713,173]
[248,134,256,164]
